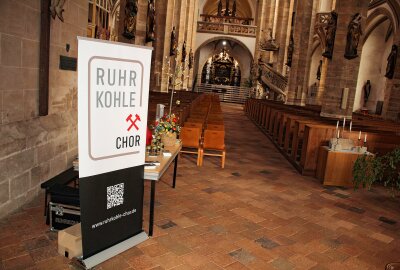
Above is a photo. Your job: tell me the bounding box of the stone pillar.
[175,0,188,91]
[319,0,333,12]
[315,57,329,104]
[186,0,198,91]
[160,0,176,92]
[135,0,148,45]
[275,0,291,73]
[254,0,268,64]
[312,0,335,105]
[383,41,400,121]
[320,0,369,118]
[282,0,296,77]
[286,0,315,105]
[149,0,169,92]
[118,0,132,44]
[117,0,147,45]
[262,0,277,64]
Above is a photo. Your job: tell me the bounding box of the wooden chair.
[184,122,204,131]
[208,114,223,121]
[200,130,226,168]
[207,120,224,125]
[186,118,205,124]
[180,127,202,166]
[206,124,224,131]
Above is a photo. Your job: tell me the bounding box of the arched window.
[88,0,114,39]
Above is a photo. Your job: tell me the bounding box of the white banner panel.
[78,37,152,177]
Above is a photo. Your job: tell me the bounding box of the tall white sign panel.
[77,37,152,268]
[78,37,152,178]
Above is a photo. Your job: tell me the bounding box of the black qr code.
[107,183,124,209]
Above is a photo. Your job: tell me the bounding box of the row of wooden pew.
[181,94,226,168]
[147,91,203,126]
[244,99,400,177]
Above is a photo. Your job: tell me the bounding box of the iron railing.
[260,63,288,93]
[196,84,252,104]
[199,14,254,25]
[197,21,257,37]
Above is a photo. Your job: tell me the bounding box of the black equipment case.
[48,184,81,231]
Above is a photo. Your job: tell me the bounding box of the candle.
[336,120,339,130]
[343,117,346,128]
[337,129,340,139]
[364,133,367,143]
[358,131,361,140]
[349,121,352,132]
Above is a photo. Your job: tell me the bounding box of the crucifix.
[39,0,65,116]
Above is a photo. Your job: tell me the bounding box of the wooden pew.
[283,115,312,153]
[245,98,400,180]
[300,124,337,176]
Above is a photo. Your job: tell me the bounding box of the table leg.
[172,155,178,188]
[44,190,48,216]
[149,181,156,237]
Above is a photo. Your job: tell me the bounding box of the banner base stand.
[81,231,148,269]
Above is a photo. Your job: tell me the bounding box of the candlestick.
[364,133,367,143]
[349,121,352,132]
[336,120,339,130]
[337,129,340,139]
[358,131,361,140]
[343,117,346,128]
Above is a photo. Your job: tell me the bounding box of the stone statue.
[50,0,66,22]
[363,80,371,106]
[322,10,338,59]
[286,32,294,67]
[170,27,177,56]
[217,0,223,17]
[257,56,263,80]
[146,0,156,42]
[189,49,194,69]
[225,0,230,17]
[122,0,138,40]
[316,60,322,80]
[344,13,362,60]
[181,41,187,63]
[232,0,237,17]
[385,44,398,79]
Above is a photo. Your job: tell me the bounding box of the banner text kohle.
[96,67,141,150]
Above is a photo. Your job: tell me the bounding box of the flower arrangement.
[154,113,181,135]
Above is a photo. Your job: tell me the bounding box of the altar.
[316,146,373,187]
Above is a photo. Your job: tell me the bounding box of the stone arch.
[363,7,397,46]
[195,35,254,57]
[354,19,393,113]
[194,36,254,85]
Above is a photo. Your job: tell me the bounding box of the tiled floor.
[1,103,400,270]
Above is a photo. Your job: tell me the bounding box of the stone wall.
[384,40,400,121]
[0,0,87,218]
[320,0,369,118]
[149,0,198,92]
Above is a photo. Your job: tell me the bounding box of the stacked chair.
[180,94,226,168]
[147,91,202,126]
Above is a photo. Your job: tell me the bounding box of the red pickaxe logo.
[126,114,141,131]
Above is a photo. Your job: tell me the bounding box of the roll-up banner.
[77,37,152,268]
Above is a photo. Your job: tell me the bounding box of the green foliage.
[353,148,400,196]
